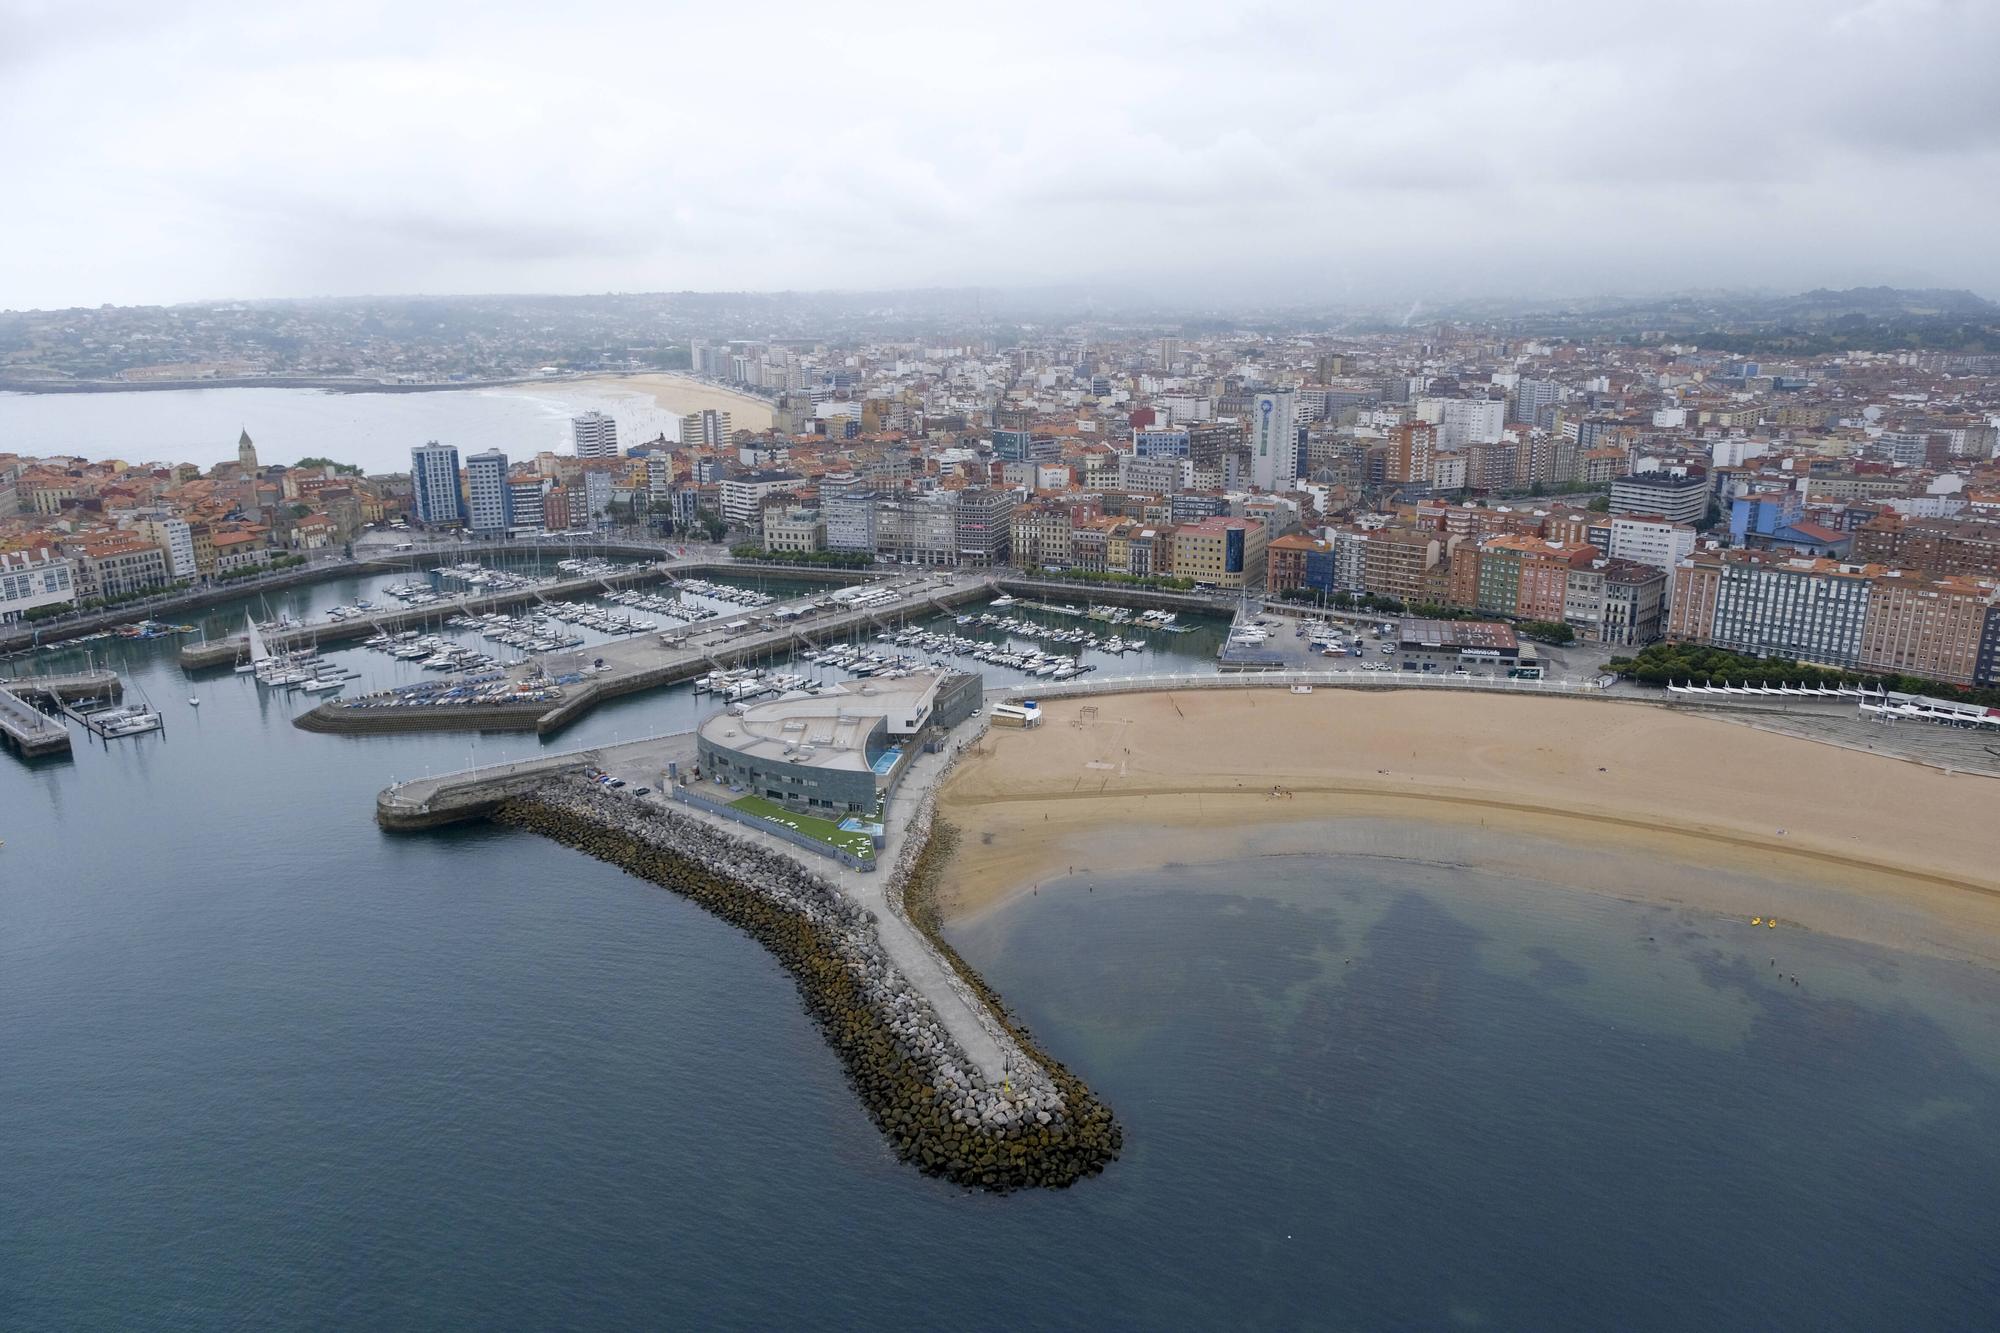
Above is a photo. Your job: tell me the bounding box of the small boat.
[188,697,201,707]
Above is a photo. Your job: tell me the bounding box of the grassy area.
[729,794,876,860]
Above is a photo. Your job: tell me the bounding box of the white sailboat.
[233,613,263,673]
[238,614,271,676]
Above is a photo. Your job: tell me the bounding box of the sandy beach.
[547,373,776,432]
[936,691,2000,964]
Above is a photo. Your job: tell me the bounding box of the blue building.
[1303,545,1338,593]
[1133,429,1191,459]
[410,442,464,527]
[1729,489,1803,545]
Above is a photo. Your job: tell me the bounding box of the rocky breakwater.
[492,776,1120,1190]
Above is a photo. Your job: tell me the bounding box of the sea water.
[4,590,1997,1327]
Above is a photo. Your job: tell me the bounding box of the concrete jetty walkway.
[314,570,994,737]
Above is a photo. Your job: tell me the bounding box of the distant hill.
[1455,285,2000,354]
[1774,286,1999,320]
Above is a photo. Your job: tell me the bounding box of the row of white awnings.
[1665,681,1863,696]
[1861,694,2000,726]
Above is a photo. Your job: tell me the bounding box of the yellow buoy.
[1752,917,1762,925]
[1767,919,1776,928]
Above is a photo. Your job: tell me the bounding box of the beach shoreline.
[936,691,2000,966]
[511,371,777,432]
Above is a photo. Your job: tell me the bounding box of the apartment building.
[1171,517,1266,590]
[1011,503,1075,568]
[1267,533,1332,595]
[763,506,826,553]
[1476,536,1597,621]
[127,513,198,579]
[1853,515,2000,578]
[1608,515,1698,573]
[1360,528,1442,604]
[1686,551,1878,669]
[1855,573,1999,686]
[65,533,170,599]
[0,547,76,622]
[720,470,803,529]
[571,411,619,460]
[410,442,464,526]
[953,488,1016,567]
[464,450,513,534]
[1610,473,1709,526]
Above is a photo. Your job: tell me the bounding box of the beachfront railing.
[990,669,1614,703]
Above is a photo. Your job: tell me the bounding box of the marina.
[173,555,821,672]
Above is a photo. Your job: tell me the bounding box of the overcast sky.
[4,0,1997,310]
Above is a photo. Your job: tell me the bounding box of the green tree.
[1519,620,1575,645]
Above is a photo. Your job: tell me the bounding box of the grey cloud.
[0,0,1995,308]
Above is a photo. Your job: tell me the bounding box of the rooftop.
[1397,618,1520,651]
[698,672,947,776]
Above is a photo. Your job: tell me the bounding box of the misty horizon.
[6,0,1998,310]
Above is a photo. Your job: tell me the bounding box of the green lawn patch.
[729,793,876,859]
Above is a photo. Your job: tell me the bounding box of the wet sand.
[936,691,2000,965]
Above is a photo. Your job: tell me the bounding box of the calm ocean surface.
[5,570,2000,1327]
[0,382,687,475]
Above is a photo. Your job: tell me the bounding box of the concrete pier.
[0,670,122,758]
[305,572,993,738]
[178,556,881,671]
[178,563,678,670]
[0,668,124,704]
[0,686,72,758]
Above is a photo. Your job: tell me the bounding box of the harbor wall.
[485,776,1120,1191]
[296,581,991,738]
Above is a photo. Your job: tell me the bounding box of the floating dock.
[0,669,123,759]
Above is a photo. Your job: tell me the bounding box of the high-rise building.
[1611,473,1710,527]
[1387,423,1436,484]
[1249,389,1299,491]
[410,442,464,526]
[571,411,619,459]
[464,450,512,534]
[508,478,547,531]
[1512,378,1561,427]
[681,409,733,448]
[1430,397,1507,448]
[582,469,613,527]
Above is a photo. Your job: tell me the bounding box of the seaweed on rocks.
[490,777,1119,1191]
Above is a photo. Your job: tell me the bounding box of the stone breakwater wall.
[495,775,1120,1190]
[881,730,1123,1181]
